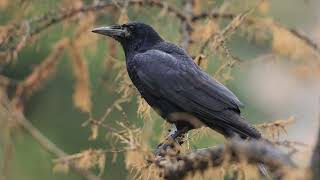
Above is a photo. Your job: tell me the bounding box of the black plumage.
[92,22,261,140]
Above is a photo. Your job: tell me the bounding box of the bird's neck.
[122,35,163,59]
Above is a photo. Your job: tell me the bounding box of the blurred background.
[0,0,319,179]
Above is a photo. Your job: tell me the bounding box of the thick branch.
[311,109,320,180]
[155,138,295,180]
[311,128,320,179]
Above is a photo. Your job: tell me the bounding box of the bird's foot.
[154,125,188,157]
[155,136,179,157]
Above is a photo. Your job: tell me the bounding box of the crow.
[92,22,261,140]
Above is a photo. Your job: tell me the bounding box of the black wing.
[134,49,242,110]
[133,49,261,138]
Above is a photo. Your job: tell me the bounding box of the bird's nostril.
[110,25,122,29]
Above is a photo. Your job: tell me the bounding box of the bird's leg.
[155,124,189,156]
[167,124,178,138]
[155,124,178,156]
[170,125,189,145]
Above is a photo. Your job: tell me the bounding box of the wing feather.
[134,50,243,114]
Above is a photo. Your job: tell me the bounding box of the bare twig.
[30,0,187,37]
[193,12,320,55]
[198,3,258,61]
[1,0,189,65]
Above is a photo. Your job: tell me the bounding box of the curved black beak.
[91,25,128,38]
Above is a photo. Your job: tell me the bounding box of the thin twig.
[0,85,99,179]
[193,11,320,55]
[17,114,100,180]
[30,0,187,37]
[199,2,258,61]
[180,0,193,50]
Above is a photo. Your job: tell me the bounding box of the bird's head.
[92,22,163,54]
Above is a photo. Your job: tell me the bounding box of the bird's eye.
[128,26,134,30]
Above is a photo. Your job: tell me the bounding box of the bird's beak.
[91,25,128,38]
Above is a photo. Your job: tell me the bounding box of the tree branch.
[311,127,320,180]
[16,115,100,180]
[192,11,320,55]
[0,88,100,180]
[2,0,188,64]
[180,0,193,50]
[155,138,295,180]
[311,104,320,180]
[30,0,187,38]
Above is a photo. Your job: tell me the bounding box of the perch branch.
[155,138,295,180]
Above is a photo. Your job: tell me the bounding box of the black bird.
[92,22,261,140]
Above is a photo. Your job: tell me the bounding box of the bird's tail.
[234,115,262,139]
[229,114,271,177]
[214,111,273,178]
[211,110,262,139]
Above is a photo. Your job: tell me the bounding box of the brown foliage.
[69,43,92,113]
[272,24,320,61]
[13,38,69,110]
[257,116,294,140]
[0,0,8,9]
[53,149,106,176]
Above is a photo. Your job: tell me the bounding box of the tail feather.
[211,110,262,139]
[232,114,261,139]
[203,110,270,177]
